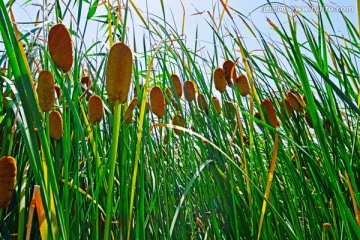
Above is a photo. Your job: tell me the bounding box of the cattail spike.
[212,96,221,114]
[171,74,182,98]
[49,110,63,140]
[106,42,133,103]
[234,74,250,97]
[184,80,196,101]
[37,71,55,112]
[0,156,17,208]
[262,99,279,128]
[150,86,166,118]
[222,60,236,86]
[214,68,227,93]
[88,95,104,124]
[48,24,73,72]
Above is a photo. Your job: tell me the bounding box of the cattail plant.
[183,80,196,101]
[171,74,182,98]
[234,74,250,97]
[37,70,55,112]
[172,114,184,135]
[212,96,221,114]
[48,23,73,72]
[222,59,236,85]
[262,99,279,128]
[214,68,227,93]
[106,42,133,103]
[49,110,63,140]
[150,86,165,118]
[197,93,208,112]
[81,76,92,92]
[0,156,17,208]
[88,95,104,124]
[287,90,304,112]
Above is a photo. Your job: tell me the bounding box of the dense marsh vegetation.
[0,0,360,239]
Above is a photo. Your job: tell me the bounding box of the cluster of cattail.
[0,156,17,208]
[212,60,250,97]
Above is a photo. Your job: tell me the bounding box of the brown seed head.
[287,90,304,112]
[81,76,92,92]
[171,74,182,98]
[150,86,166,118]
[234,74,250,97]
[212,96,221,114]
[172,114,184,135]
[49,110,63,140]
[213,68,227,93]
[262,99,279,128]
[279,98,293,118]
[222,60,236,85]
[184,80,196,101]
[88,95,104,124]
[37,71,55,112]
[0,156,17,208]
[106,42,133,103]
[197,94,208,111]
[48,24,73,72]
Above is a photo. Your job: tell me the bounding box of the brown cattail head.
[106,42,133,103]
[197,94,208,112]
[184,80,196,101]
[172,114,184,135]
[304,111,314,128]
[150,86,166,118]
[211,96,221,114]
[49,110,63,140]
[88,95,104,124]
[213,68,227,93]
[287,90,304,112]
[279,98,293,118]
[234,74,250,97]
[48,24,73,72]
[0,156,17,208]
[54,85,62,101]
[81,76,92,92]
[37,71,55,112]
[171,74,182,98]
[222,60,236,86]
[262,99,279,128]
